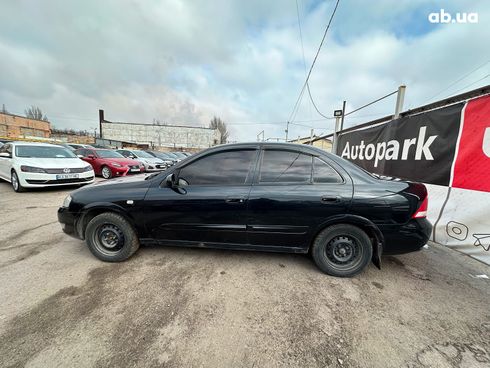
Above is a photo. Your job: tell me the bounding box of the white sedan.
[0,142,95,192]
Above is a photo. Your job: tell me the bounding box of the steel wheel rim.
[92,223,125,255]
[325,235,363,271]
[11,173,18,191]
[102,167,111,179]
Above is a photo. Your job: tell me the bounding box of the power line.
[344,90,398,116]
[426,59,490,101]
[287,0,341,123]
[441,73,490,98]
[306,82,332,119]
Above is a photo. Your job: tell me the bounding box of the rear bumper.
[381,218,432,255]
[58,207,82,239]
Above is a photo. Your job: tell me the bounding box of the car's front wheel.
[85,212,140,262]
[11,170,25,192]
[101,166,112,179]
[311,224,372,277]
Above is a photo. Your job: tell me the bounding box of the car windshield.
[15,145,77,158]
[96,150,124,158]
[133,150,154,158]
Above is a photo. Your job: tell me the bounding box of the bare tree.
[209,116,229,144]
[25,105,49,121]
[1,104,7,114]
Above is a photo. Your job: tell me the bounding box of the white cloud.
[0,0,489,141]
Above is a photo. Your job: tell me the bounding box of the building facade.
[99,110,219,150]
[289,135,332,152]
[0,112,51,139]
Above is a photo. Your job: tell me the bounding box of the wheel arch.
[309,214,384,269]
[76,203,138,240]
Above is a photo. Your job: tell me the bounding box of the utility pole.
[310,129,314,145]
[332,104,344,154]
[394,85,406,119]
[285,121,290,142]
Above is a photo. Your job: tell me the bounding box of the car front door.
[144,147,258,246]
[247,148,352,251]
[0,143,13,180]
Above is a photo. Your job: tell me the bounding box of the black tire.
[85,212,140,262]
[101,165,112,179]
[311,224,372,277]
[11,170,26,192]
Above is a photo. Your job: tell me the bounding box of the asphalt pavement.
[0,179,489,368]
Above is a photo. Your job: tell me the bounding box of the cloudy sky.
[0,0,489,141]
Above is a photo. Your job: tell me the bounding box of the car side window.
[0,144,13,157]
[259,150,312,184]
[178,149,256,185]
[313,157,343,184]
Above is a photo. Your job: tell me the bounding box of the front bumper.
[58,207,81,239]
[20,171,95,188]
[144,164,168,172]
[381,218,432,255]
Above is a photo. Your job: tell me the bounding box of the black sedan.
[58,142,431,277]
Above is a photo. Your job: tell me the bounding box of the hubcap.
[12,173,18,190]
[102,167,111,178]
[325,235,362,269]
[93,224,124,254]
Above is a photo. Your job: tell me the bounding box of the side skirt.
[139,238,308,254]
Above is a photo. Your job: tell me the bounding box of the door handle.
[225,197,245,204]
[321,195,340,203]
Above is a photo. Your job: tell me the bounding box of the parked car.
[0,142,3,148]
[58,143,431,277]
[67,143,94,150]
[0,142,94,192]
[171,151,187,160]
[74,148,144,179]
[145,151,175,167]
[115,149,167,172]
[164,152,182,162]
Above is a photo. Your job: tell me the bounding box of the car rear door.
[143,147,259,245]
[247,147,352,251]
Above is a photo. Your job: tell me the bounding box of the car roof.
[10,141,65,147]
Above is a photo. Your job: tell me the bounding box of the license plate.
[56,174,79,179]
[130,168,140,172]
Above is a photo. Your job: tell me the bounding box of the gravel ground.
[0,179,489,368]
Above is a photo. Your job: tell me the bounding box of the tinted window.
[179,150,256,185]
[313,158,343,183]
[259,150,312,183]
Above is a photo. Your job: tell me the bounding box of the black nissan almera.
[58,142,431,277]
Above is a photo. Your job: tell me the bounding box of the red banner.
[451,95,490,193]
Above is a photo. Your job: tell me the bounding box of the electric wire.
[287,0,341,123]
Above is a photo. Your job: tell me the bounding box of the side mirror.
[166,173,177,188]
[129,154,136,159]
[0,152,10,158]
[87,155,95,159]
[77,154,84,158]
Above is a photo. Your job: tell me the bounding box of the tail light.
[412,195,428,218]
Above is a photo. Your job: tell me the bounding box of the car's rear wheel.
[85,212,140,262]
[311,224,372,277]
[11,170,25,192]
[101,166,112,179]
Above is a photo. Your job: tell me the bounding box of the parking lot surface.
[0,179,489,368]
